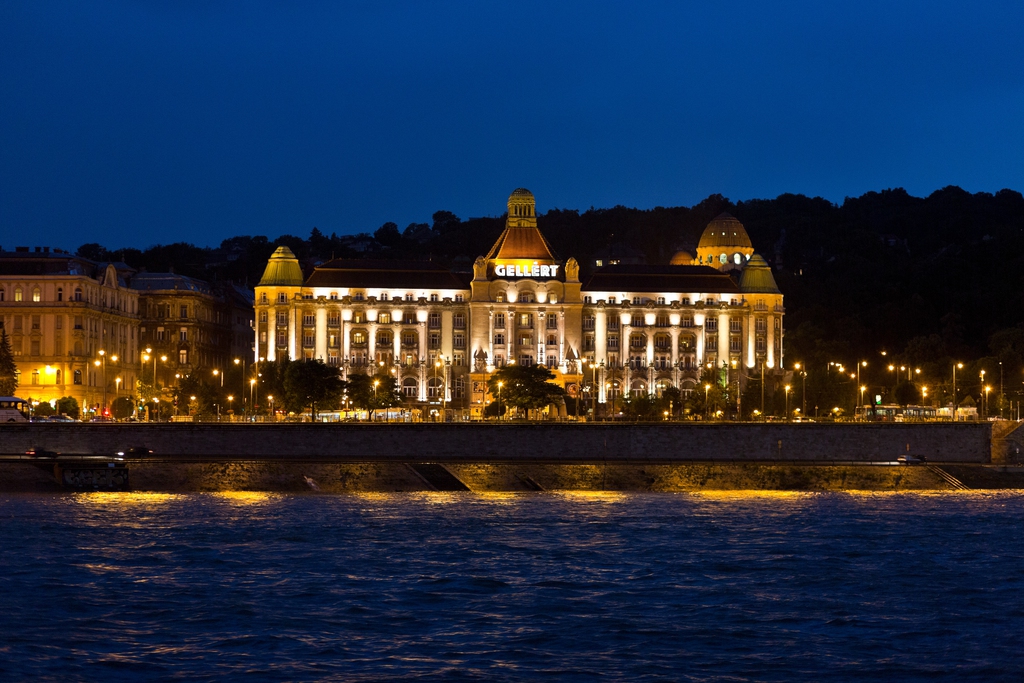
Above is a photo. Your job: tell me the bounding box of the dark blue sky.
[2,1,1022,250]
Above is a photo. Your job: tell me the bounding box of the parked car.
[25,447,60,458]
[115,446,153,459]
[897,455,924,465]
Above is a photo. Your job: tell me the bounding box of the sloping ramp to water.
[407,463,471,491]
[927,464,969,490]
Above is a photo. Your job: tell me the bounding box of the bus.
[855,404,938,422]
[0,397,29,423]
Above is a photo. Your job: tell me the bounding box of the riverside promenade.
[4,422,1023,493]
[0,421,1002,463]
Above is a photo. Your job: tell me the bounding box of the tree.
[111,396,135,420]
[284,360,345,418]
[487,365,565,418]
[347,371,402,419]
[0,330,17,396]
[56,396,80,419]
[893,381,920,407]
[374,222,402,248]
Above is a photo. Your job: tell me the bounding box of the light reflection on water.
[1,491,1023,682]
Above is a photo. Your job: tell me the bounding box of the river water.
[1,491,1023,681]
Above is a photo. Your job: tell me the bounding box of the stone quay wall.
[0,422,992,463]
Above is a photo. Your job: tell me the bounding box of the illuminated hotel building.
[255,189,783,417]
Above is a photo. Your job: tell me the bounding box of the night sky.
[2,1,1022,250]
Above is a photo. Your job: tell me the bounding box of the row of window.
[261,292,467,304]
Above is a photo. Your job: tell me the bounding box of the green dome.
[258,246,304,287]
[738,254,780,294]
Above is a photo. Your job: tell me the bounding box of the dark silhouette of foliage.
[487,365,565,417]
[0,331,17,396]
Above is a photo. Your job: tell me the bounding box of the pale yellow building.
[0,248,141,414]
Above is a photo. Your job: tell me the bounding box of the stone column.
[718,312,729,366]
[488,310,494,367]
[288,306,298,361]
[368,321,378,364]
[693,312,705,367]
[315,306,327,360]
[767,314,776,369]
[745,312,755,368]
[595,308,607,365]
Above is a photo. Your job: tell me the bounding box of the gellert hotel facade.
[256,189,784,418]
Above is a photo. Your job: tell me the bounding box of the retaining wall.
[0,422,992,463]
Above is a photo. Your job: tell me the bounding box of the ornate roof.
[485,225,558,262]
[306,260,471,290]
[738,254,781,294]
[669,250,694,265]
[697,213,753,250]
[584,264,740,294]
[257,246,304,287]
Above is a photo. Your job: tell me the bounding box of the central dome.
[696,213,754,270]
[509,188,534,199]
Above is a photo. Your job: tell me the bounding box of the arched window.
[74,287,83,302]
[14,287,22,302]
[32,287,41,302]
[402,377,418,397]
[427,377,443,398]
[0,288,5,301]
[57,287,63,302]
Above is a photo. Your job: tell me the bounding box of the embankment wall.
[0,422,992,463]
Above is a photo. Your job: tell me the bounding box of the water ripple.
[1,491,1023,681]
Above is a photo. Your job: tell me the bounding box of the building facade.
[255,189,784,417]
[0,248,256,417]
[134,273,256,393]
[0,248,141,414]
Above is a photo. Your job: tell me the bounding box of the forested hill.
[76,186,1024,381]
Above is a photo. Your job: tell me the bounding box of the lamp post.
[97,349,107,415]
[705,383,711,420]
[213,368,223,387]
[985,386,992,420]
[952,362,963,420]
[373,379,380,422]
[784,384,791,421]
[227,395,234,418]
[860,385,866,416]
[795,362,807,418]
[267,395,274,420]
[234,357,245,418]
[856,361,867,418]
[443,357,450,422]
[497,380,503,421]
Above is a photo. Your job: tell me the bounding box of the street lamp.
[985,385,992,420]
[250,378,257,418]
[373,379,380,422]
[704,383,711,420]
[97,349,107,415]
[267,395,274,419]
[497,380,504,421]
[227,395,234,417]
[213,368,223,387]
[234,357,245,418]
[860,385,866,416]
[784,384,791,421]
[794,362,807,418]
[952,362,963,420]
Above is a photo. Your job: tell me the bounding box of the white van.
[0,397,29,423]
